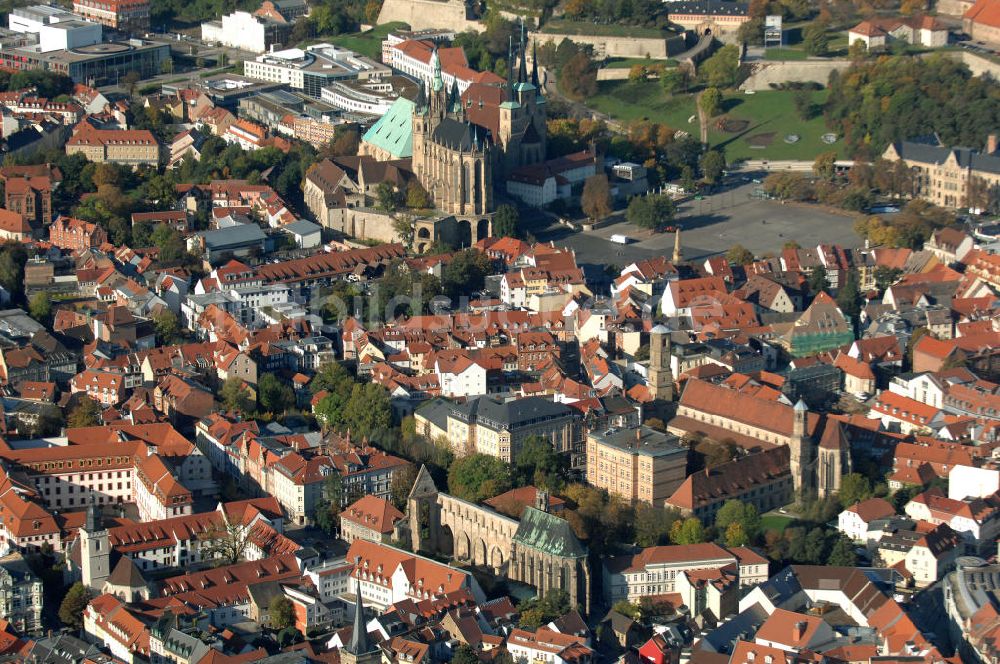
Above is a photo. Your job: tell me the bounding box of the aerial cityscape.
[0,0,996,662]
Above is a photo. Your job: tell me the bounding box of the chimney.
[988,134,999,155]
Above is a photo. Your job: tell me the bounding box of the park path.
[695,90,708,146]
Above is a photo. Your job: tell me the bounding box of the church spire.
[506,36,514,102]
[414,79,427,114]
[517,21,528,85]
[531,42,539,87]
[672,228,683,263]
[449,78,461,114]
[347,581,372,655]
[430,47,443,92]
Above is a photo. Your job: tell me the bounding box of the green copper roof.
[513,506,587,559]
[361,97,414,159]
[499,100,521,109]
[513,82,536,92]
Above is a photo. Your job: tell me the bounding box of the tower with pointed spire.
[672,228,683,263]
[788,399,816,496]
[411,46,493,221]
[342,580,380,664]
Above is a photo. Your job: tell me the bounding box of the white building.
[347,539,484,611]
[244,44,388,97]
[949,465,1000,501]
[435,353,488,398]
[387,39,503,95]
[837,497,896,543]
[8,5,102,52]
[281,219,322,249]
[201,11,286,54]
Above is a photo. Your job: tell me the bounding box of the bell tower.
[789,399,816,496]
[80,501,109,590]
[648,324,673,401]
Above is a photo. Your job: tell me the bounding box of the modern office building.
[244,44,389,98]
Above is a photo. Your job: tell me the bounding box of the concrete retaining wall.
[596,68,632,81]
[739,59,852,91]
[377,0,482,32]
[531,32,685,59]
[949,51,1000,80]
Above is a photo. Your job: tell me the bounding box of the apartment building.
[73,0,150,32]
[585,426,688,505]
[66,125,160,167]
[883,135,1000,209]
[415,395,580,463]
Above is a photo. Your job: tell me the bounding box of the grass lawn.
[327,22,407,59]
[541,18,666,38]
[761,514,795,534]
[605,57,678,68]
[588,79,698,130]
[707,89,844,161]
[763,48,810,61]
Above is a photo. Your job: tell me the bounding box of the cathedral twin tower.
[410,30,547,219]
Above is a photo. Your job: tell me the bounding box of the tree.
[634,503,681,547]
[581,174,612,221]
[803,22,832,56]
[59,582,90,629]
[310,361,353,394]
[390,464,419,510]
[28,291,52,323]
[848,39,868,62]
[493,204,520,238]
[122,71,141,97]
[836,272,861,320]
[700,150,726,184]
[199,519,250,565]
[375,182,399,212]
[314,473,343,534]
[725,521,749,547]
[154,309,180,344]
[515,436,563,489]
[715,500,760,542]
[441,249,493,299]
[725,244,754,266]
[700,45,740,88]
[269,595,295,630]
[220,376,254,416]
[670,517,706,544]
[518,589,572,629]
[808,265,829,294]
[257,374,294,414]
[700,87,723,118]
[405,180,431,209]
[452,644,480,664]
[67,397,101,428]
[828,535,858,566]
[612,600,642,619]
[661,68,689,94]
[448,453,512,502]
[151,224,185,262]
[626,193,675,230]
[874,266,902,291]
[560,52,598,101]
[838,473,873,508]
[813,151,838,180]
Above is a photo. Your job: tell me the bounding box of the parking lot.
[531,181,861,276]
